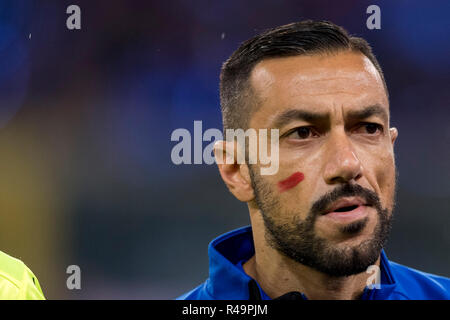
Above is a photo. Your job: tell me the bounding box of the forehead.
[248,51,388,127]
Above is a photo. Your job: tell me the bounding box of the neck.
[244,211,380,300]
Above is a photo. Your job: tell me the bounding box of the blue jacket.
[178,226,450,300]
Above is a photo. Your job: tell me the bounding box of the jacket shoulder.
[0,250,45,300]
[389,260,450,299]
[176,280,213,300]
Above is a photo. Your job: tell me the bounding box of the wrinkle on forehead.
[249,52,387,108]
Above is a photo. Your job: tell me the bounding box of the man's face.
[247,51,398,276]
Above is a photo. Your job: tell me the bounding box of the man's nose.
[323,131,363,184]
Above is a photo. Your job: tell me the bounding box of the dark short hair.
[219,20,388,131]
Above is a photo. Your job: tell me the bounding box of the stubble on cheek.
[373,152,397,215]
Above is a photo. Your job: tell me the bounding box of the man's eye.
[356,123,383,135]
[288,127,317,139]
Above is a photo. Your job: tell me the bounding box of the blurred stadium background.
[0,0,448,299]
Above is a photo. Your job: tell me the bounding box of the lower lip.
[322,205,370,223]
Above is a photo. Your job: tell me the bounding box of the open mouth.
[333,205,359,212]
[322,197,371,216]
[320,197,372,224]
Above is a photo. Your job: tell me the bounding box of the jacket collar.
[206,225,398,300]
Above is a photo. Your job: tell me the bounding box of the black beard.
[249,168,394,277]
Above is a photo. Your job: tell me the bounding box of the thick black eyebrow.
[271,104,389,129]
[271,109,328,129]
[346,104,388,124]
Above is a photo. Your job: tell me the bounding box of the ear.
[214,140,255,202]
[389,127,398,146]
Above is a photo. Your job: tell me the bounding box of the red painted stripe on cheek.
[278,172,305,192]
